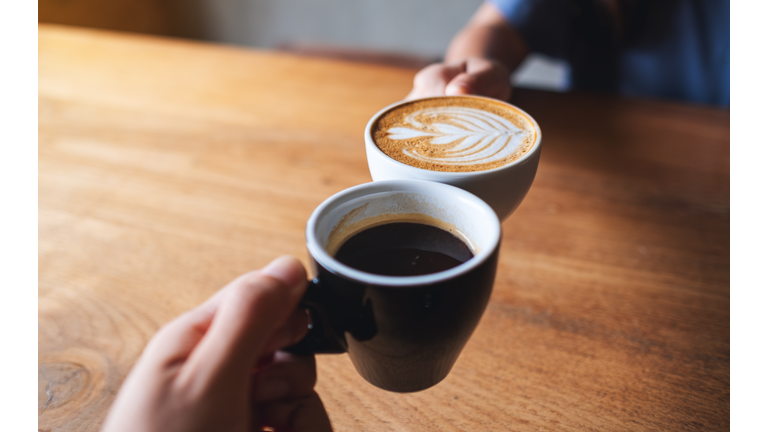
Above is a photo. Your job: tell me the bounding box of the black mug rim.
[305,180,501,287]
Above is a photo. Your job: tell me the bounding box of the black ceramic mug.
[287,180,501,392]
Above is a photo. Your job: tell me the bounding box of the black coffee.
[334,222,473,276]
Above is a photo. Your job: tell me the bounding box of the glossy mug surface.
[287,180,501,392]
[365,95,542,221]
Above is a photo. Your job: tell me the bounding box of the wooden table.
[39,24,730,431]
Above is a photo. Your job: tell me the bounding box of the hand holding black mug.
[287,179,501,392]
[102,256,333,432]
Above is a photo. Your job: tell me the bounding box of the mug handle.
[284,278,347,355]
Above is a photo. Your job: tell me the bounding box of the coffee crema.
[372,96,537,173]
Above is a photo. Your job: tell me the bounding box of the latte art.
[372,96,536,173]
[387,106,527,167]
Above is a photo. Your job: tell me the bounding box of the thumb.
[181,256,308,386]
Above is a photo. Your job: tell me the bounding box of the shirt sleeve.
[486,0,577,60]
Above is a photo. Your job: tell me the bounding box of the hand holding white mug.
[405,2,528,102]
[101,256,333,432]
[405,57,512,102]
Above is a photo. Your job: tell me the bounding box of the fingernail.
[446,82,470,95]
[261,256,305,294]
[254,378,290,401]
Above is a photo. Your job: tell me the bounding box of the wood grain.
[39,24,729,431]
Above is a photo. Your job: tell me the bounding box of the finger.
[141,256,300,367]
[258,393,334,432]
[446,59,511,100]
[101,286,233,432]
[253,352,318,402]
[260,308,310,355]
[141,284,229,366]
[406,62,465,100]
[180,256,308,388]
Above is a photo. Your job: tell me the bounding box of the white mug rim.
[305,180,501,287]
[364,94,543,177]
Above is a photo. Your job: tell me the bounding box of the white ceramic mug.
[364,95,542,221]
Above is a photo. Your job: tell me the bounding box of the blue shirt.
[488,0,730,106]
